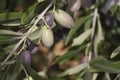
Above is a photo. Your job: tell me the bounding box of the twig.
[89,8,98,59]
[114,74,120,80]
[1,0,54,66]
[21,64,29,80]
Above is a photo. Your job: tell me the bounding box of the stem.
[21,64,29,80]
[105,73,111,80]
[17,38,27,55]
[1,0,54,66]
[114,74,120,80]
[89,8,98,59]
[42,18,50,28]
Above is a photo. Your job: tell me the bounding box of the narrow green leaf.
[4,44,16,53]
[0,0,6,12]
[22,62,46,80]
[83,69,92,80]
[0,12,22,22]
[37,0,45,3]
[76,70,85,80]
[84,19,92,31]
[0,36,13,45]
[72,29,92,46]
[34,0,51,14]
[110,5,118,15]
[110,46,120,58]
[90,57,120,73]
[2,20,21,26]
[21,2,39,24]
[53,45,86,64]
[114,61,120,67]
[94,19,104,55]
[65,15,92,45]
[0,30,23,36]
[0,53,8,63]
[58,63,88,77]
[1,58,21,80]
[8,58,21,80]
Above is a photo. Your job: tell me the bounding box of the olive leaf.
[65,15,92,45]
[53,45,86,64]
[21,2,39,24]
[0,58,22,80]
[22,62,47,80]
[0,0,6,13]
[0,53,8,63]
[72,29,92,46]
[58,63,88,77]
[83,69,92,80]
[110,46,120,58]
[84,19,92,31]
[1,20,21,26]
[8,58,22,80]
[0,36,14,45]
[0,12,22,22]
[90,57,120,73]
[0,30,23,36]
[94,19,104,55]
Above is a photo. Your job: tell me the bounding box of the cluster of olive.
[20,0,81,65]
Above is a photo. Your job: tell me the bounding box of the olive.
[41,26,54,48]
[20,50,31,65]
[44,13,54,27]
[54,9,74,28]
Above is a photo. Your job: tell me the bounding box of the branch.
[1,0,54,66]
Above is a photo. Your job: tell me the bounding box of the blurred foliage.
[0,0,120,80]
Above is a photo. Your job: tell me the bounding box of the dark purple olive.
[27,41,39,54]
[44,13,54,27]
[36,13,54,27]
[31,47,38,54]
[20,50,31,65]
[81,0,92,8]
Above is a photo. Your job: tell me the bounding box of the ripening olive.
[44,13,54,27]
[54,9,74,28]
[20,50,31,65]
[41,26,54,48]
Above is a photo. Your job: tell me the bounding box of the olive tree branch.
[1,0,54,66]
